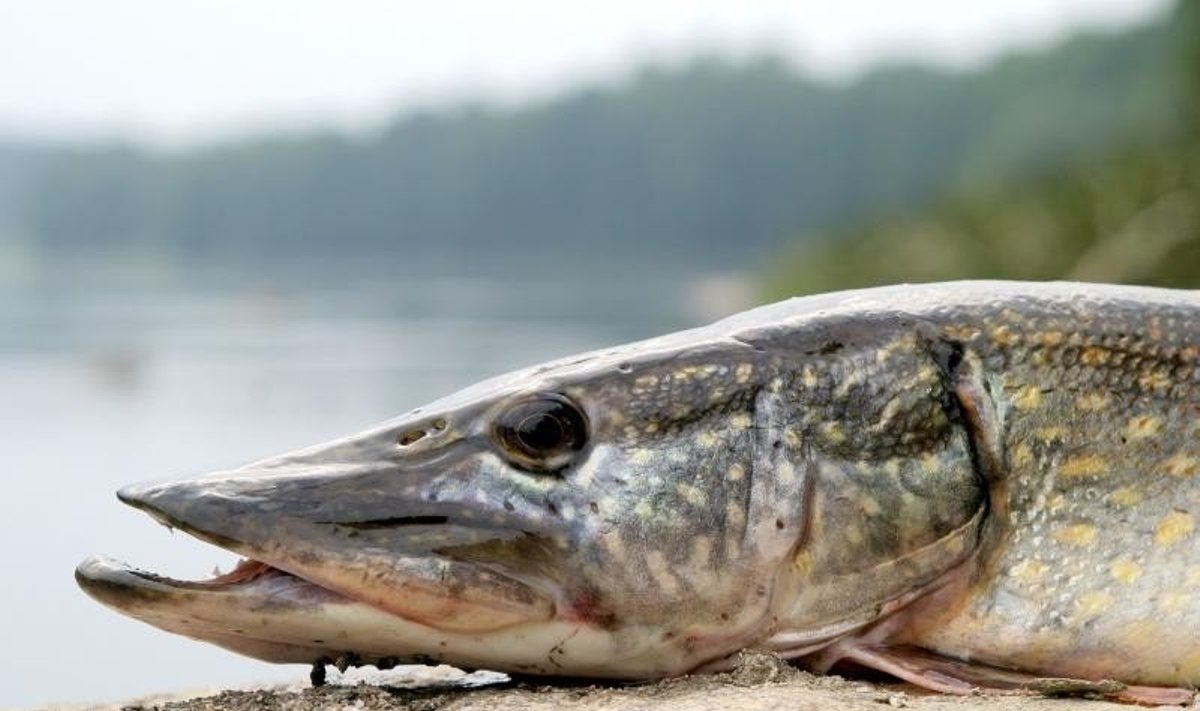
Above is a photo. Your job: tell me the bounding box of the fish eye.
[494,394,588,471]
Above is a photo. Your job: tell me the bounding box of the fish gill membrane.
[76,281,1200,705]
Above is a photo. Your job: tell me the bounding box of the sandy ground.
[51,653,1189,711]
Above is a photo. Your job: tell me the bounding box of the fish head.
[77,333,808,677]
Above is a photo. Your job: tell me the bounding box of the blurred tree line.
[766,0,1200,296]
[5,7,1184,275]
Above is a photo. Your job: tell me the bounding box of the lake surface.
[0,267,750,709]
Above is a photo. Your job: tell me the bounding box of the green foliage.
[765,1,1200,298]
[13,13,1182,272]
[763,142,1200,296]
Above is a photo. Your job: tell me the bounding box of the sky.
[0,0,1172,148]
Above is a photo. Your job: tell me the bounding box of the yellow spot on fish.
[735,363,753,384]
[1109,558,1143,584]
[1013,443,1033,468]
[725,502,745,527]
[730,413,752,430]
[1075,392,1110,411]
[844,524,864,545]
[990,325,1018,347]
[629,449,653,465]
[1011,559,1047,581]
[1109,487,1143,506]
[644,551,680,596]
[633,501,654,518]
[915,364,938,385]
[835,370,866,397]
[1054,524,1098,547]
[821,422,845,444]
[1139,369,1172,391]
[888,333,918,353]
[726,464,745,482]
[645,421,660,434]
[1125,415,1162,441]
[1059,455,1107,479]
[920,452,940,474]
[1074,590,1114,618]
[1035,426,1066,442]
[689,537,713,569]
[632,375,658,393]
[942,324,981,341]
[1039,331,1065,346]
[1159,591,1190,613]
[1012,385,1043,410]
[1080,347,1110,367]
[1164,453,1199,478]
[676,483,707,507]
[1156,511,1194,546]
[860,495,881,516]
[601,532,627,564]
[802,367,818,388]
[794,549,814,574]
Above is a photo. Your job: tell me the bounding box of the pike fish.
[77,281,1200,704]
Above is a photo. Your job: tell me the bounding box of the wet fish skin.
[76,281,1200,700]
[897,286,1200,687]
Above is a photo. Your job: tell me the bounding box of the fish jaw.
[73,554,711,676]
[75,554,371,665]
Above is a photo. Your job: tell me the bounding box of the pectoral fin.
[815,640,1195,706]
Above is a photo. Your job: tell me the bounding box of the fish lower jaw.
[75,554,725,678]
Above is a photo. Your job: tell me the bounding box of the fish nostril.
[398,418,449,447]
[398,430,426,446]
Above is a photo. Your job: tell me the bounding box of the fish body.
[77,281,1200,701]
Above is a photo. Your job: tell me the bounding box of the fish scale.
[905,295,1200,688]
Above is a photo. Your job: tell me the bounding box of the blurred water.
[0,269,742,709]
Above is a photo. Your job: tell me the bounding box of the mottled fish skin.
[892,286,1200,686]
[76,281,1200,693]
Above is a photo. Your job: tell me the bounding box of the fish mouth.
[75,490,348,612]
[75,474,559,667]
[75,550,340,606]
[74,553,398,666]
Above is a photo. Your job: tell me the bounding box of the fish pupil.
[517,412,565,451]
